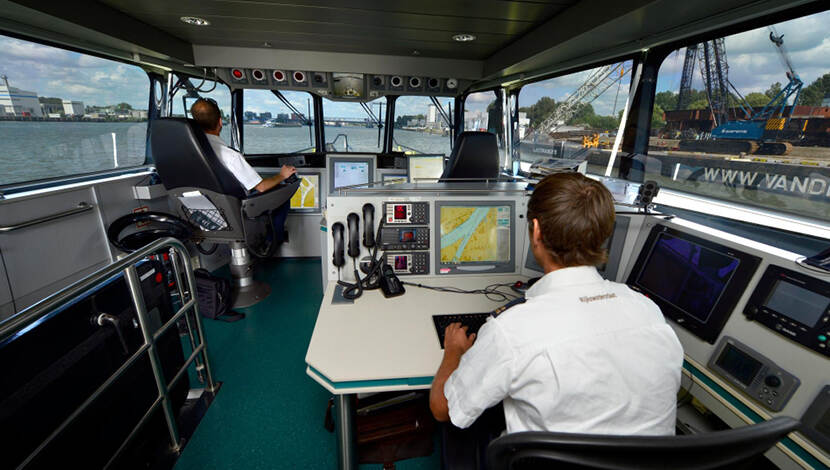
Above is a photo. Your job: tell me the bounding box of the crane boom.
[527,62,628,138]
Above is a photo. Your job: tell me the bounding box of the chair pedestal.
[229,241,271,308]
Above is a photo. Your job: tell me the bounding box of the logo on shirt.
[579,293,617,303]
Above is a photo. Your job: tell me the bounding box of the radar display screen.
[440,205,511,264]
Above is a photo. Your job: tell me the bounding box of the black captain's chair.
[149,117,299,308]
[486,416,800,470]
[440,131,501,181]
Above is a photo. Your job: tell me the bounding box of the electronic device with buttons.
[386,252,429,275]
[707,336,800,412]
[384,202,429,224]
[801,385,830,453]
[380,226,429,251]
[743,265,830,358]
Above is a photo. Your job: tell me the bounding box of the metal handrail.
[1,237,216,469]
[0,202,94,233]
[335,178,529,195]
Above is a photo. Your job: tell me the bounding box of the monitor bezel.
[407,154,446,182]
[626,224,760,344]
[288,170,322,213]
[328,156,375,193]
[435,200,516,275]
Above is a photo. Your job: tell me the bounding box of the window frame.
[0,29,155,192]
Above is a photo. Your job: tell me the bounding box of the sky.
[1,8,827,118]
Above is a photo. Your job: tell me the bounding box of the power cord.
[400,281,521,302]
[337,219,386,300]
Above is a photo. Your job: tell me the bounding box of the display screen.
[394,205,407,220]
[394,255,408,270]
[440,205,510,264]
[400,229,416,242]
[716,343,763,387]
[408,155,445,181]
[333,161,369,189]
[765,280,829,327]
[635,233,740,323]
[289,174,320,210]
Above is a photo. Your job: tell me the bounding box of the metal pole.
[124,265,181,452]
[177,253,218,392]
[335,394,357,470]
[169,248,205,382]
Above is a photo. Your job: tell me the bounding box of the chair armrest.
[241,181,300,218]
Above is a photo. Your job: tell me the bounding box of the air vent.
[390,76,403,87]
[427,78,440,89]
[409,77,421,88]
[446,78,458,90]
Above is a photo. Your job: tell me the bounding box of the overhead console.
[216,68,467,99]
[626,225,761,344]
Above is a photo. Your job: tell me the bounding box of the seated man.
[430,173,683,465]
[190,98,296,243]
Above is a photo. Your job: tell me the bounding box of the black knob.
[764,375,782,388]
[746,305,759,319]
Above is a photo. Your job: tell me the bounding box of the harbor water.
[0,122,452,186]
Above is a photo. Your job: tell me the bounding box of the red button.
[232,69,243,79]
[155,273,163,283]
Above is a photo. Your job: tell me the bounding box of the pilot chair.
[149,118,299,308]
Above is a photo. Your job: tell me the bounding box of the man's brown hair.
[527,172,615,267]
[190,98,220,132]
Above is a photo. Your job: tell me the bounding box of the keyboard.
[432,313,491,349]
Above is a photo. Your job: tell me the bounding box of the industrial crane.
[678,27,804,155]
[524,62,629,141]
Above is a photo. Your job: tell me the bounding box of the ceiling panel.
[100,0,577,59]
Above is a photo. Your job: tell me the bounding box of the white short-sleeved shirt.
[444,266,684,436]
[205,134,262,191]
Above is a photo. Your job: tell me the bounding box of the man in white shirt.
[190,99,297,243]
[429,172,684,466]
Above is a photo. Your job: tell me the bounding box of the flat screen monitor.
[329,157,374,193]
[408,155,445,182]
[289,172,321,212]
[435,200,515,274]
[626,225,760,344]
[381,173,407,184]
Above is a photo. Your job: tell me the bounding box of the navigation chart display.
[289,173,319,210]
[439,204,511,265]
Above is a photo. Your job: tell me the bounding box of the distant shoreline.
[0,117,147,123]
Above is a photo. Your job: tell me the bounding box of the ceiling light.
[263,41,272,48]
[452,33,476,42]
[180,16,210,26]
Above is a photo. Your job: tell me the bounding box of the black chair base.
[232,280,271,309]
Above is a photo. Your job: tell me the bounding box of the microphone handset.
[332,204,401,300]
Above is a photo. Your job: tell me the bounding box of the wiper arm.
[360,102,383,128]
[271,90,312,126]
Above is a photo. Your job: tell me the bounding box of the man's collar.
[526,266,604,299]
[205,133,225,146]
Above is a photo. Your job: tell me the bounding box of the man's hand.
[444,322,476,358]
[279,165,297,179]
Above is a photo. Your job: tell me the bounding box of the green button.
[819,335,828,342]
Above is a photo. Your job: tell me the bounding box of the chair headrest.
[149,118,247,198]
[442,131,500,180]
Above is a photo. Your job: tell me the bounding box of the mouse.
[511,276,541,295]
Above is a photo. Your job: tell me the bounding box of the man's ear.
[531,218,542,245]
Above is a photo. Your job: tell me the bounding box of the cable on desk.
[401,281,521,302]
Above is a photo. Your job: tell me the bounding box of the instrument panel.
[216,68,466,99]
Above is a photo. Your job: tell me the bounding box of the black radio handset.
[362,203,375,248]
[331,222,345,268]
[347,213,360,259]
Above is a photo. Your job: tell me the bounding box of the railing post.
[173,248,218,393]
[124,265,182,453]
[168,248,206,383]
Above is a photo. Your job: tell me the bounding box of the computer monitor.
[435,200,516,274]
[289,172,321,212]
[381,173,407,184]
[408,155,445,182]
[626,225,760,344]
[328,156,374,193]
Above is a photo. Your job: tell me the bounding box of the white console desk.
[305,274,526,469]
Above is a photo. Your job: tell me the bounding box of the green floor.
[175,258,441,470]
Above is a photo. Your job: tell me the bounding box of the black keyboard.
[432,313,491,349]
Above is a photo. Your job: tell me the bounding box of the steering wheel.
[107,212,193,253]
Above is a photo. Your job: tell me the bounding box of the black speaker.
[635,180,660,209]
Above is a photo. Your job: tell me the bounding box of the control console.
[380,226,429,250]
[708,336,800,412]
[384,202,429,224]
[387,252,429,275]
[744,265,830,358]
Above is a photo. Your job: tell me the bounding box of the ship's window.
[0,34,149,186]
[516,62,633,174]
[648,10,830,221]
[321,97,384,153]
[242,89,316,154]
[392,96,452,155]
[464,90,507,167]
[170,77,233,148]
